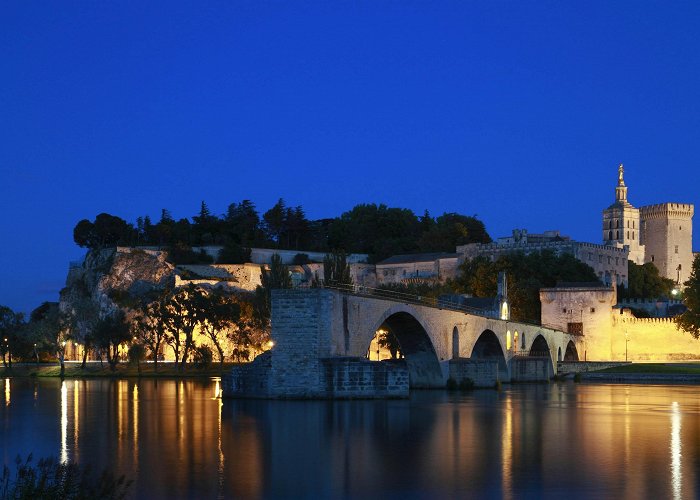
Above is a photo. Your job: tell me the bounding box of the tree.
[93,311,132,371]
[224,200,261,245]
[675,255,700,338]
[257,254,292,319]
[128,344,146,375]
[377,329,402,359]
[455,250,599,323]
[63,294,99,369]
[262,199,287,245]
[163,284,206,371]
[323,250,353,287]
[216,241,251,264]
[620,261,675,299]
[0,306,24,368]
[129,291,170,373]
[26,303,70,376]
[196,288,240,370]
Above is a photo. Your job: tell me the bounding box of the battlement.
[640,203,694,219]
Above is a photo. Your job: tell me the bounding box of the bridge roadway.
[270,287,583,388]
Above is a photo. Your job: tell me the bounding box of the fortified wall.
[540,285,700,362]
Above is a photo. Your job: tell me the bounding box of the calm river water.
[1,378,699,499]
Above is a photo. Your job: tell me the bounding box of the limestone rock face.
[60,247,176,320]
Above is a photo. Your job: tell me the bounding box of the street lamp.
[625,332,630,362]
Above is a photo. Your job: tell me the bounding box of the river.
[1,378,699,499]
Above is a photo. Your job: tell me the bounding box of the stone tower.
[602,164,645,264]
[640,203,694,284]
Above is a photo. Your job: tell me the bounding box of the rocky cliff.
[59,247,176,322]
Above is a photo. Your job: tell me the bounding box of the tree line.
[73,200,492,264]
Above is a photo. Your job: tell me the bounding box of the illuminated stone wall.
[640,203,694,284]
[540,286,700,361]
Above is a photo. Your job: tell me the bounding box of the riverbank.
[0,362,235,378]
[579,362,700,383]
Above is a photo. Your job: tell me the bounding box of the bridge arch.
[564,340,579,361]
[470,330,508,379]
[529,334,554,376]
[369,310,443,388]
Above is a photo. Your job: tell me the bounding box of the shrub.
[573,373,582,383]
[292,253,311,265]
[192,345,213,369]
[0,454,131,500]
[128,344,146,366]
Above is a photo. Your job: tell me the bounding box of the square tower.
[602,164,645,264]
[639,203,694,284]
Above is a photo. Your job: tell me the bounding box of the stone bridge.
[263,288,583,393]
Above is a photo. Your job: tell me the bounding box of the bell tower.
[602,164,645,264]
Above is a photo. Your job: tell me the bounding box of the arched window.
[608,231,612,240]
[616,230,619,239]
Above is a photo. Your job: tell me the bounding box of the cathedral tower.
[602,164,645,264]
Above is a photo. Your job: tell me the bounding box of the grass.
[598,363,700,375]
[0,362,238,379]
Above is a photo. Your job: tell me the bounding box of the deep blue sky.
[2,2,700,313]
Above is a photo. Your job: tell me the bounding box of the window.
[627,220,630,228]
[632,232,635,240]
[599,255,603,263]
[562,308,567,313]
[675,245,679,254]
[633,221,635,228]
[616,220,619,228]
[590,307,596,313]
[588,252,593,261]
[651,255,655,262]
[608,231,612,240]
[608,256,611,264]
[616,257,619,265]
[616,230,619,239]
[627,231,629,239]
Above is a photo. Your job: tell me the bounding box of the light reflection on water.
[1,379,699,499]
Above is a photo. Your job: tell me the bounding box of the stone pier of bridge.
[224,289,582,399]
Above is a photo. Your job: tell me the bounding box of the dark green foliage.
[93,311,131,371]
[128,344,146,365]
[72,202,491,266]
[378,281,456,300]
[446,377,458,390]
[166,243,214,265]
[192,345,213,369]
[0,455,131,500]
[377,329,401,359]
[0,306,25,367]
[327,204,491,262]
[418,213,491,252]
[293,253,311,265]
[257,254,292,321]
[573,373,582,383]
[216,242,251,264]
[675,254,700,339]
[323,250,353,287]
[455,250,600,324]
[620,261,675,299]
[327,204,421,262]
[73,213,135,249]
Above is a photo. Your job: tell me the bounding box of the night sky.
[2,2,700,314]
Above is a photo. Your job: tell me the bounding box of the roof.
[377,252,458,265]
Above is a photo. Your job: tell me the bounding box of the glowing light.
[213,377,222,399]
[60,381,68,464]
[506,331,511,351]
[500,302,509,320]
[4,379,9,407]
[671,401,682,500]
[267,340,275,348]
